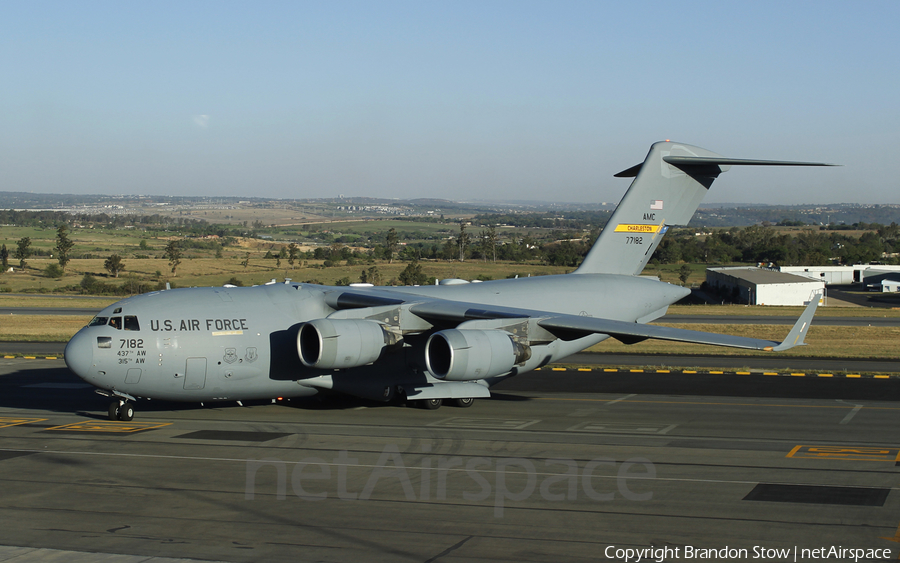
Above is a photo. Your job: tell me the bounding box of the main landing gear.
[416,397,475,410]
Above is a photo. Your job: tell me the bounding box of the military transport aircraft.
[64,141,832,421]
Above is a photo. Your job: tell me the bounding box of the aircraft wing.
[328,288,820,352]
[536,294,819,352]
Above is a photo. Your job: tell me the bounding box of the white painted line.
[840,405,863,425]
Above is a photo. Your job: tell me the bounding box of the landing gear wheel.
[453,397,474,408]
[420,398,443,410]
[118,402,135,421]
[108,401,120,421]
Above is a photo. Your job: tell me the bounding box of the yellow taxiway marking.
[817,373,834,377]
[656,369,670,373]
[0,417,47,429]
[878,521,900,546]
[47,421,172,433]
[603,368,618,372]
[788,445,900,462]
[736,371,751,375]
[790,373,806,377]
[629,369,644,373]
[764,372,779,375]
[847,374,861,378]
[538,397,900,411]
[874,375,891,379]
[576,368,592,372]
[683,370,697,374]
[551,367,566,371]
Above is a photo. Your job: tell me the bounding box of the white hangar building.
[780,265,900,286]
[706,267,825,306]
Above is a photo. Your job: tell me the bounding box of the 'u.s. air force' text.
[150,319,249,332]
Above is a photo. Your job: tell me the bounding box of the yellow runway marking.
[0,417,47,428]
[47,421,172,433]
[788,445,900,462]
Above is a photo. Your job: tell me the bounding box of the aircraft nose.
[64,330,95,383]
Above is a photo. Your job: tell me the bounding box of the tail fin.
[574,141,835,275]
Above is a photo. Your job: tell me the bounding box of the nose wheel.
[108,400,135,421]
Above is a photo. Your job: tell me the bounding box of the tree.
[385,228,398,264]
[287,243,299,269]
[44,263,64,279]
[104,254,126,278]
[457,222,469,261]
[678,264,692,285]
[55,224,75,271]
[164,240,182,276]
[360,265,381,285]
[14,237,31,270]
[0,244,8,271]
[398,259,427,286]
[486,225,498,262]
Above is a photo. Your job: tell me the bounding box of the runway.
[0,359,897,562]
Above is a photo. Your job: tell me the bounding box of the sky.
[1,1,897,205]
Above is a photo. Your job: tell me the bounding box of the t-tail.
[574,141,836,276]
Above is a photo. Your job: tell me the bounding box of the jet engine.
[297,319,391,369]
[425,329,531,381]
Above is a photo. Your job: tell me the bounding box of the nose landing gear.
[96,389,137,421]
[108,400,135,421]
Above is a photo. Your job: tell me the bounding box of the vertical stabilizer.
[574,141,834,275]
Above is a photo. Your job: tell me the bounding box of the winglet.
[771,292,822,352]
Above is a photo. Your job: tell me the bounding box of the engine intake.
[425,329,531,381]
[297,319,390,369]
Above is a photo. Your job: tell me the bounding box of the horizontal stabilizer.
[663,156,838,168]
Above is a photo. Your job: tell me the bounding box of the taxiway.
[0,359,897,562]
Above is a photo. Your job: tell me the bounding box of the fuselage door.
[184,357,207,390]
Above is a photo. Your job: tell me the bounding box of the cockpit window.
[108,317,122,330]
[89,316,109,327]
[124,316,140,331]
[97,336,112,348]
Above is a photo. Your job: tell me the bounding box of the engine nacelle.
[297,319,390,369]
[425,329,531,381]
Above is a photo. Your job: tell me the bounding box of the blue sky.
[1,1,896,204]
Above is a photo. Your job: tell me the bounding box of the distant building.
[706,267,824,306]
[869,278,900,293]
[780,265,900,286]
